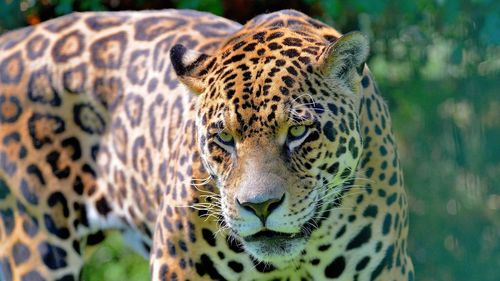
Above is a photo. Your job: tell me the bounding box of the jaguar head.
[170,29,369,263]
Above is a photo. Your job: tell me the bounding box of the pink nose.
[237,194,285,224]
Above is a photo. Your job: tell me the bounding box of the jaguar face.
[170,30,369,262]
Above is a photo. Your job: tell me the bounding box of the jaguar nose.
[237,194,285,225]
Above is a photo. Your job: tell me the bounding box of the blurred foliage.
[1,0,499,281]
[82,232,149,281]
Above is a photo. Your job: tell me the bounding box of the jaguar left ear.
[321,32,369,92]
[170,44,215,94]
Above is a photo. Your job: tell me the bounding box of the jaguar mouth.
[244,229,305,242]
[239,229,309,262]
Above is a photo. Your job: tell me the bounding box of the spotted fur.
[0,9,413,281]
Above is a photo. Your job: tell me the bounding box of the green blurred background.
[1,0,498,280]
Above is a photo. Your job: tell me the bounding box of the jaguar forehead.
[201,35,330,136]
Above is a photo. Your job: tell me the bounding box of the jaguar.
[0,9,414,280]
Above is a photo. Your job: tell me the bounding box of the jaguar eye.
[216,131,235,147]
[288,125,308,141]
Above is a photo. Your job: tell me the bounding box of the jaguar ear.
[170,44,215,94]
[321,32,369,92]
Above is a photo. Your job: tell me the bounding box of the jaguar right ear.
[320,32,369,93]
[170,44,216,94]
